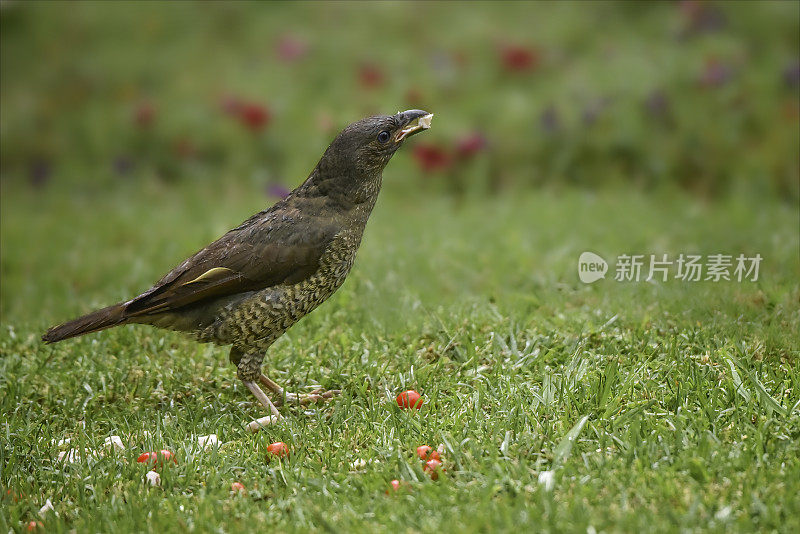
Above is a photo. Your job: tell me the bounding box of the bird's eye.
[377,130,391,143]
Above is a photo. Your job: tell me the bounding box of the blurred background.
[1,0,798,328]
[2,0,797,198]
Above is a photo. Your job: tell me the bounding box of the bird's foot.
[279,388,342,407]
[258,374,340,407]
[242,380,284,432]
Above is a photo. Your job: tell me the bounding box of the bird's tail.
[42,303,128,343]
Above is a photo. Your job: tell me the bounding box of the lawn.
[2,1,799,533]
[1,180,798,532]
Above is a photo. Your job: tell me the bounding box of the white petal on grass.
[58,449,81,463]
[38,499,54,516]
[104,436,125,451]
[197,434,219,449]
[145,470,161,486]
[351,458,368,469]
[538,470,555,491]
[715,505,732,520]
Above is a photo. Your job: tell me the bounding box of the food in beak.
[396,113,434,142]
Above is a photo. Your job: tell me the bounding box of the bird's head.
[330,109,434,173]
[304,110,433,204]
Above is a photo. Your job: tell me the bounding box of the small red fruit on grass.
[26,521,43,532]
[424,459,443,480]
[416,445,441,462]
[385,479,402,494]
[231,482,247,495]
[136,449,176,468]
[266,442,289,459]
[396,390,423,409]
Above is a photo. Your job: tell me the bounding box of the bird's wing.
[123,206,339,317]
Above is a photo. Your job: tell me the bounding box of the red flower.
[455,132,487,159]
[276,34,309,62]
[238,103,271,132]
[412,144,452,173]
[500,45,540,73]
[358,63,385,89]
[134,102,155,128]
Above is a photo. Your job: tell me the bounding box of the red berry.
[136,450,176,468]
[383,479,401,494]
[26,521,43,532]
[416,445,441,461]
[396,390,423,409]
[424,459,443,480]
[137,452,155,464]
[231,482,247,494]
[266,442,289,458]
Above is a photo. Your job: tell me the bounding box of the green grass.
[2,1,799,532]
[1,179,798,533]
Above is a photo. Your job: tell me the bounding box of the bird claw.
[246,415,281,433]
[275,389,342,406]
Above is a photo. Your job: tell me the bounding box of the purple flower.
[679,0,726,36]
[644,90,670,117]
[699,59,733,88]
[783,60,800,89]
[540,106,560,134]
[266,183,291,199]
[113,156,134,176]
[29,159,51,188]
[276,34,309,62]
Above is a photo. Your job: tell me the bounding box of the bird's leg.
[242,380,282,419]
[232,347,283,429]
[259,373,342,407]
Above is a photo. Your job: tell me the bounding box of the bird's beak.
[395,109,434,142]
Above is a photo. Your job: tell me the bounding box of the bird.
[43,109,433,429]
